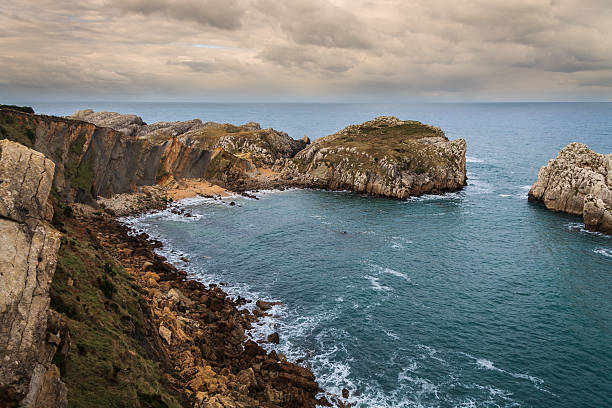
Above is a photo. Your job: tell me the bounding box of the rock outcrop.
[0,140,66,407]
[529,142,612,234]
[70,109,307,166]
[280,116,467,198]
[1,108,213,204]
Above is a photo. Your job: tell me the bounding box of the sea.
[30,102,612,407]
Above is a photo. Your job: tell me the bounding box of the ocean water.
[33,102,612,407]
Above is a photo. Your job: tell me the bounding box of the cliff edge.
[529,142,612,234]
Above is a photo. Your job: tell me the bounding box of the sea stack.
[529,142,612,234]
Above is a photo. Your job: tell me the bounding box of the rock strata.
[529,142,612,234]
[0,140,66,407]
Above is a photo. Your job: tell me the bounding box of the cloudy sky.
[1,0,611,101]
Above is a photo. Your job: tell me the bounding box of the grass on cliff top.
[145,123,258,146]
[319,122,443,154]
[0,104,35,114]
[49,213,181,408]
[301,121,451,173]
[0,110,37,147]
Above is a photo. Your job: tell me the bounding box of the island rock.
[529,142,612,234]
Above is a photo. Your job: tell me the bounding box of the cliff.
[529,142,612,234]
[67,110,467,199]
[280,116,467,198]
[1,108,329,407]
[0,108,212,204]
[0,140,66,407]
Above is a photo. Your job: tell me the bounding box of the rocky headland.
[529,142,612,235]
[0,104,467,407]
[278,116,467,198]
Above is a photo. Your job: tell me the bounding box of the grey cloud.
[255,0,374,49]
[258,44,356,73]
[108,0,245,30]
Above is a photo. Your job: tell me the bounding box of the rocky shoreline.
[0,104,468,407]
[74,209,335,407]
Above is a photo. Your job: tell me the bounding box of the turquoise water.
[35,103,612,407]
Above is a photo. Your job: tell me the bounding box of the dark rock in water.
[342,388,350,398]
[229,201,236,206]
[256,300,282,311]
[267,332,280,344]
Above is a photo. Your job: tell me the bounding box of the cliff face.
[0,140,66,407]
[0,108,212,204]
[529,142,612,234]
[280,116,467,198]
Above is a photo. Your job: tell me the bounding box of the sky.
[1,0,612,102]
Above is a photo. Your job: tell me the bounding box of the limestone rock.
[583,194,612,234]
[0,139,55,227]
[159,325,172,345]
[529,142,612,234]
[0,141,65,407]
[69,109,145,136]
[281,116,467,198]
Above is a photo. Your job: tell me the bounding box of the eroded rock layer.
[0,140,66,407]
[529,142,612,234]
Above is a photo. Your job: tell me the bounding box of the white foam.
[476,358,496,370]
[594,248,612,258]
[365,275,391,291]
[369,263,411,281]
[567,222,611,237]
[499,194,511,198]
[466,156,484,163]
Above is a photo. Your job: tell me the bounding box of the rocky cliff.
[0,108,212,204]
[0,140,66,407]
[280,116,467,198]
[529,142,612,234]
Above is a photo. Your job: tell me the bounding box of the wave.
[462,353,553,396]
[594,248,612,258]
[365,275,392,291]
[466,156,484,163]
[567,222,611,237]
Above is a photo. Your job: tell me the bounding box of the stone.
[0,139,56,227]
[267,332,280,344]
[0,141,66,407]
[159,325,172,345]
[529,142,612,234]
[142,261,154,271]
[583,194,612,234]
[256,300,282,311]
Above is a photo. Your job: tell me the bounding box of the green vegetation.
[298,120,451,175]
[0,111,37,147]
[0,104,35,114]
[63,133,96,194]
[49,217,180,408]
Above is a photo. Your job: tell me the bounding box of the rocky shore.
[529,142,612,235]
[0,138,334,407]
[0,104,467,407]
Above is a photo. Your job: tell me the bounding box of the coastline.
[68,205,339,407]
